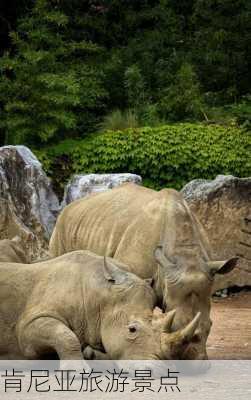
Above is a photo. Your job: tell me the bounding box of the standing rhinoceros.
[0,236,28,263]
[0,250,200,360]
[49,183,239,360]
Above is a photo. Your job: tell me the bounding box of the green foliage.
[98,109,139,132]
[206,95,251,129]
[190,0,250,102]
[227,95,251,129]
[35,123,250,196]
[159,63,205,121]
[124,64,146,109]
[138,104,163,127]
[0,0,106,145]
[0,0,250,146]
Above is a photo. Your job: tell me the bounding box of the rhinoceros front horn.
[178,312,201,342]
[161,312,202,356]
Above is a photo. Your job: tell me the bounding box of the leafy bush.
[138,104,163,127]
[227,95,251,129]
[206,95,251,129]
[35,123,250,197]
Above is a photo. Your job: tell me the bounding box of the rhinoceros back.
[49,183,170,278]
[49,183,212,279]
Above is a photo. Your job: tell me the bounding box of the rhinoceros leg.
[19,317,83,360]
[83,345,108,360]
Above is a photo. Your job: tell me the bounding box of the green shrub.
[138,104,163,127]
[35,123,251,197]
[206,95,251,129]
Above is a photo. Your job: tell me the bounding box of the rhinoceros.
[0,250,200,360]
[49,183,239,360]
[0,236,28,263]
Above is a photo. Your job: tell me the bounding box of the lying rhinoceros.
[0,236,28,263]
[49,183,239,360]
[0,250,200,360]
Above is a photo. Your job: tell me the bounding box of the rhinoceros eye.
[128,322,140,335]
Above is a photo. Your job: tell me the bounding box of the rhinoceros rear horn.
[153,309,176,332]
[161,309,176,333]
[206,257,239,277]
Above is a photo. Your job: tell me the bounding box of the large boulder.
[62,173,142,206]
[182,175,251,290]
[0,146,59,260]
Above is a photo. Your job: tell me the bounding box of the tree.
[159,62,205,121]
[124,64,145,109]
[0,0,34,55]
[190,0,251,103]
[0,0,106,145]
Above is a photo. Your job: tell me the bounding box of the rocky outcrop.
[62,173,142,206]
[182,175,251,290]
[0,146,59,260]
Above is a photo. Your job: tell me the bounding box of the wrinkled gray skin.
[0,236,28,263]
[0,250,200,360]
[50,183,239,360]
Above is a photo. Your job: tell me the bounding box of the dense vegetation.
[35,124,251,196]
[0,0,250,145]
[0,1,250,191]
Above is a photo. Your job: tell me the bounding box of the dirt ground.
[207,291,251,359]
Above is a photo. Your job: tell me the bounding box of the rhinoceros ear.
[206,257,239,277]
[103,257,126,284]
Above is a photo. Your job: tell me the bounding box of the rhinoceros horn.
[153,309,176,332]
[177,311,201,342]
[161,312,201,353]
[161,309,176,333]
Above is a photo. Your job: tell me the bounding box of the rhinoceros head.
[154,244,238,360]
[152,197,239,360]
[100,257,203,360]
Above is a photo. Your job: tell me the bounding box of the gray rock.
[62,173,142,206]
[0,145,59,260]
[182,175,251,291]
